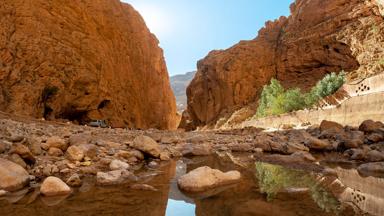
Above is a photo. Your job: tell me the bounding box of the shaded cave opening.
[57,107,90,125]
[41,86,59,119]
[98,100,111,110]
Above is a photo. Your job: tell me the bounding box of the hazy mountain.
[170,71,196,112]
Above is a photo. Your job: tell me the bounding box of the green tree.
[255,72,346,118]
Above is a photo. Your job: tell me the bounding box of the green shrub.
[378,58,384,66]
[256,79,306,117]
[307,72,346,106]
[256,72,346,118]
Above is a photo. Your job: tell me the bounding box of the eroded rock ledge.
[0,0,177,129]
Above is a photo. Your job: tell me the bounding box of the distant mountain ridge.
[170,71,196,112]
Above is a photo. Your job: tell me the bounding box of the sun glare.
[131,4,172,36]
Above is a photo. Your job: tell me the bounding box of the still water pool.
[1,154,384,216]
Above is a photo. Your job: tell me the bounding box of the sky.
[122,0,294,76]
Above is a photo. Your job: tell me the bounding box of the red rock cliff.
[184,0,384,129]
[0,0,177,129]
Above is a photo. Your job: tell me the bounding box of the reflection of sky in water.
[166,199,195,216]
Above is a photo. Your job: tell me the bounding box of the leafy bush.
[256,79,306,117]
[378,58,384,66]
[256,72,345,118]
[306,72,346,106]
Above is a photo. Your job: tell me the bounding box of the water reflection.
[255,162,340,214]
[1,155,384,216]
[166,199,195,216]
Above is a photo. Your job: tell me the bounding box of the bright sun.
[127,3,172,36]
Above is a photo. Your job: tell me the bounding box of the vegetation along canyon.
[1,0,384,215]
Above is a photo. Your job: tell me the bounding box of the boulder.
[160,152,171,161]
[9,154,27,168]
[68,134,92,146]
[96,170,135,186]
[27,137,42,155]
[359,120,384,133]
[262,151,317,164]
[305,136,331,150]
[109,160,129,171]
[367,133,384,143]
[48,147,64,157]
[66,145,85,161]
[10,144,35,164]
[132,136,161,158]
[46,137,68,151]
[40,176,71,197]
[366,150,384,162]
[344,139,364,149]
[116,150,144,161]
[285,142,310,154]
[345,148,366,160]
[357,162,384,177]
[0,140,11,153]
[342,130,365,149]
[177,166,241,192]
[66,174,82,187]
[79,144,98,160]
[0,158,30,191]
[130,184,158,192]
[181,143,213,156]
[320,120,344,132]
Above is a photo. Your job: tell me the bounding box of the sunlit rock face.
[184,0,384,129]
[0,0,177,129]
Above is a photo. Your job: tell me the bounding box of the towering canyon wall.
[184,0,384,129]
[0,0,177,129]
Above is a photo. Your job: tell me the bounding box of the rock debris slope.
[184,0,384,129]
[0,0,177,129]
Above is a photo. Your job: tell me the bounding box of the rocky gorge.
[0,0,384,215]
[183,0,384,130]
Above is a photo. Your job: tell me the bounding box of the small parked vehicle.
[88,120,108,128]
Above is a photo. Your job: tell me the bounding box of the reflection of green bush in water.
[255,162,340,214]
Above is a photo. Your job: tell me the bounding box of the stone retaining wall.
[236,74,384,129]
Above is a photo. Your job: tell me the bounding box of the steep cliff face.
[0,0,177,129]
[185,0,384,129]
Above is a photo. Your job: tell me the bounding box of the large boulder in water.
[0,158,30,191]
[0,0,177,130]
[178,166,241,193]
[40,176,72,197]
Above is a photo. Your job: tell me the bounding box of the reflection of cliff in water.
[0,162,176,216]
[335,167,384,216]
[168,160,194,204]
[1,155,384,216]
[189,156,340,216]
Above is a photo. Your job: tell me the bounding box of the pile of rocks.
[1,115,384,197]
[0,117,175,195]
